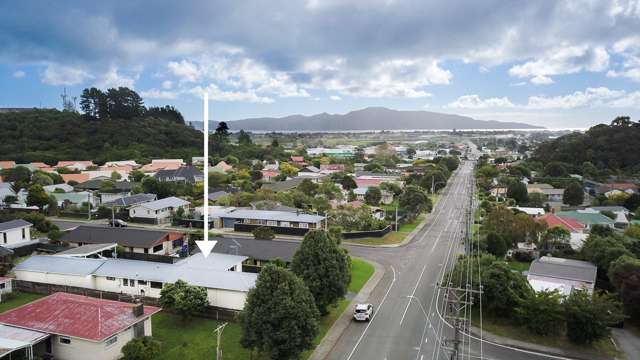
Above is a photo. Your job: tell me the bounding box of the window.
[280,222,290,228]
[267,221,277,227]
[2,233,6,244]
[152,244,163,253]
[123,279,129,286]
[299,222,309,229]
[138,280,147,286]
[150,281,163,289]
[0,283,5,289]
[129,279,135,287]
[21,228,25,239]
[106,277,116,281]
[59,337,71,345]
[105,336,117,346]
[144,248,149,254]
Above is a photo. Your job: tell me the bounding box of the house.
[0,219,32,246]
[556,211,615,230]
[209,191,229,203]
[536,213,587,249]
[320,164,345,173]
[60,173,90,184]
[352,187,393,204]
[0,292,160,360]
[290,156,306,165]
[14,254,257,310]
[260,170,280,181]
[212,161,233,173]
[140,159,184,173]
[0,277,12,297]
[0,161,16,170]
[213,237,300,269]
[527,256,597,296]
[42,183,74,193]
[597,183,638,197]
[527,184,564,202]
[250,200,298,212]
[103,160,139,168]
[191,156,205,165]
[261,177,306,192]
[49,191,97,209]
[82,169,131,181]
[102,193,157,208]
[55,161,95,171]
[59,226,185,255]
[154,165,203,184]
[128,196,190,224]
[489,187,507,199]
[218,209,325,234]
[298,166,321,175]
[509,207,545,216]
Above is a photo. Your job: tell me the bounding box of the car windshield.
[355,309,367,313]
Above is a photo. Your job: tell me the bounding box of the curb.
[309,258,385,360]
[468,326,614,360]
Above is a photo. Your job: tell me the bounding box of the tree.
[485,232,507,257]
[544,162,568,177]
[540,226,571,253]
[507,181,528,205]
[608,255,640,319]
[581,235,632,274]
[279,162,299,178]
[515,290,564,336]
[121,336,161,360]
[364,187,382,206]
[240,264,319,360]
[526,192,547,208]
[106,87,145,119]
[159,280,208,319]
[110,171,122,181]
[564,290,624,344]
[298,179,318,196]
[79,87,108,120]
[146,105,184,124]
[291,230,351,315]
[253,226,275,240]
[399,185,432,222]
[482,261,532,317]
[26,184,49,208]
[563,182,584,206]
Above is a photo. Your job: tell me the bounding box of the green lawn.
[471,311,619,358]
[346,214,425,245]
[0,292,46,313]
[153,258,375,360]
[507,260,530,273]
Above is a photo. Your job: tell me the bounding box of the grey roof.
[134,196,190,211]
[0,220,32,232]
[54,243,117,257]
[59,226,174,248]
[15,256,105,276]
[209,191,228,201]
[103,193,157,207]
[528,256,597,283]
[16,254,256,292]
[261,177,305,192]
[250,200,298,213]
[154,166,203,184]
[43,183,74,193]
[221,209,324,223]
[213,237,300,262]
[76,178,135,192]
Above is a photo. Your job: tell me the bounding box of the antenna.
[60,87,76,112]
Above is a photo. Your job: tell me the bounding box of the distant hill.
[194,107,543,131]
[0,109,203,164]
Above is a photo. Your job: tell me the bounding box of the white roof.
[221,209,325,223]
[509,207,546,216]
[135,196,190,210]
[43,183,74,193]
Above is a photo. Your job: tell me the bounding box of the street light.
[214,322,228,360]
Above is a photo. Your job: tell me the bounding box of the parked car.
[353,303,373,321]
[108,219,128,227]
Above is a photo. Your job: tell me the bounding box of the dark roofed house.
[261,177,306,192]
[0,219,32,246]
[60,226,184,255]
[154,165,204,184]
[75,177,135,192]
[102,193,157,207]
[527,256,597,296]
[213,237,300,270]
[0,292,160,360]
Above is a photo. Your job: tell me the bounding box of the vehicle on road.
[353,303,373,321]
[108,219,128,227]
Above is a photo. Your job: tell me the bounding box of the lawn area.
[471,310,620,358]
[346,214,425,246]
[506,260,530,273]
[153,258,375,360]
[0,291,46,313]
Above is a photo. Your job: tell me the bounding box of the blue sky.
[1,1,640,128]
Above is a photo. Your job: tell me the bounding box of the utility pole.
[395,205,398,232]
[439,282,482,359]
[87,192,91,220]
[214,322,228,360]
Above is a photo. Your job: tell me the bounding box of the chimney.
[132,302,144,317]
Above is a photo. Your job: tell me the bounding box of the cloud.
[447,95,514,109]
[607,36,640,82]
[329,95,341,101]
[12,70,25,78]
[508,45,609,84]
[93,67,138,89]
[161,80,173,89]
[526,87,625,109]
[41,63,92,86]
[190,84,274,103]
[139,88,178,99]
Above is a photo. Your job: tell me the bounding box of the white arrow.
[196,92,216,258]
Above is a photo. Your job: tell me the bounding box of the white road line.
[346,266,397,360]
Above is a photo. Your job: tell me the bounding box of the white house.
[15,253,257,310]
[129,197,190,224]
[0,292,160,360]
[0,219,32,246]
[527,256,597,296]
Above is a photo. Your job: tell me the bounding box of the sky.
[1,1,640,128]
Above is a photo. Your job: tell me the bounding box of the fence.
[341,225,392,239]
[234,223,312,236]
[14,280,240,322]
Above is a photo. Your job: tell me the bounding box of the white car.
[353,303,373,321]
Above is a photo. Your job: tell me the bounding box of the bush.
[565,290,624,345]
[159,280,208,319]
[252,226,275,240]
[121,336,161,360]
[515,290,564,335]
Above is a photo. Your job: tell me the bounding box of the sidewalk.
[309,258,385,360]
[469,326,615,360]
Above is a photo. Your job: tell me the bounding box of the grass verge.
[153,258,375,360]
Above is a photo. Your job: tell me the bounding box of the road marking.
[345,265,397,360]
[399,263,427,325]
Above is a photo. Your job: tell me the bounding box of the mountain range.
[191,107,543,131]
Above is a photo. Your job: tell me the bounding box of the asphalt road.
[329,159,565,360]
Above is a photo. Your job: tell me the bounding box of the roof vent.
[132,302,144,317]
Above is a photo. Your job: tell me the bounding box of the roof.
[50,191,92,204]
[355,178,385,188]
[556,211,615,226]
[134,196,190,211]
[75,178,135,191]
[0,324,49,353]
[60,173,90,184]
[209,191,228,201]
[103,193,157,207]
[537,214,585,233]
[220,209,325,223]
[42,183,74,193]
[0,220,32,232]
[261,177,305,192]
[60,226,178,248]
[528,256,597,283]
[154,166,203,183]
[587,206,630,214]
[0,293,160,342]
[212,237,300,262]
[509,207,546,216]
[15,256,106,276]
[0,161,16,170]
[54,243,117,257]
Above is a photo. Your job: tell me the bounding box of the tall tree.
[79,87,107,120]
[515,290,564,336]
[485,232,507,257]
[240,264,319,360]
[364,187,382,206]
[564,290,624,344]
[563,182,585,206]
[291,230,351,315]
[482,261,532,317]
[398,185,432,221]
[507,181,528,205]
[26,184,49,208]
[608,255,640,320]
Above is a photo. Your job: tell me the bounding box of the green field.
[346,213,426,245]
[153,258,375,360]
[0,292,46,313]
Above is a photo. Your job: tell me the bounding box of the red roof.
[60,173,90,184]
[291,156,305,162]
[355,178,384,187]
[0,293,160,341]
[0,161,16,169]
[536,214,585,233]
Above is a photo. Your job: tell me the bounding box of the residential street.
[327,160,569,360]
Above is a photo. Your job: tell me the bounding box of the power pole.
[214,322,228,360]
[439,282,482,359]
